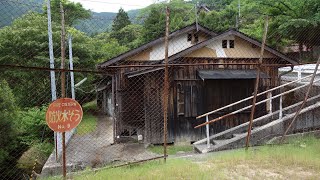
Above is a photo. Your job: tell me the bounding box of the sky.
[70,0,156,13]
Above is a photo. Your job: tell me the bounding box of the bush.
[17,142,53,174]
[0,80,18,165]
[16,106,53,146]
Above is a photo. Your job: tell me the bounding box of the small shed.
[97,23,298,144]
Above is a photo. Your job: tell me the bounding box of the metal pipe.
[69,35,75,99]
[46,0,58,161]
[0,64,111,74]
[60,3,67,179]
[106,63,294,68]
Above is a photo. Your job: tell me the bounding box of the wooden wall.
[111,57,282,144]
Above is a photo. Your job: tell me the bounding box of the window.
[222,40,235,48]
[222,40,228,48]
[187,33,192,42]
[194,33,199,43]
[229,40,235,48]
[188,33,199,44]
[177,83,199,117]
[177,83,185,115]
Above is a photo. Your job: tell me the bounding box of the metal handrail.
[195,76,320,128]
[196,72,319,119]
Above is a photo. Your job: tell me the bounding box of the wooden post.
[267,91,272,114]
[279,95,283,120]
[112,75,116,143]
[163,6,170,163]
[245,16,268,150]
[206,115,210,148]
[298,65,302,82]
[60,2,67,179]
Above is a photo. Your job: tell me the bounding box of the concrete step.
[232,133,246,138]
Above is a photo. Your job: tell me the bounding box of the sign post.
[46,98,83,178]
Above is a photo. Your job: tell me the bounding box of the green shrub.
[16,106,53,146]
[0,80,19,167]
[17,142,53,174]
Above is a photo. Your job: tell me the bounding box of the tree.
[0,80,19,177]
[242,0,320,60]
[0,13,99,106]
[93,33,129,63]
[117,24,144,48]
[111,8,131,32]
[140,0,195,43]
[142,7,166,43]
[110,8,131,42]
[45,0,91,26]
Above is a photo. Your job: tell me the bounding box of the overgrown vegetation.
[68,136,320,179]
[0,81,53,178]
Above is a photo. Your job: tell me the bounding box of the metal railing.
[195,71,320,148]
[280,64,320,81]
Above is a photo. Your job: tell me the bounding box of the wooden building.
[97,23,297,144]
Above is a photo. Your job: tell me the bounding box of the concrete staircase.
[194,94,320,153]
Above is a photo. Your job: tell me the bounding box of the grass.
[76,114,97,135]
[148,144,193,155]
[75,100,98,135]
[53,136,320,180]
[82,100,98,112]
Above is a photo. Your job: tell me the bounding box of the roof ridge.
[97,23,217,68]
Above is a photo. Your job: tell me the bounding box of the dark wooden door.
[205,79,255,133]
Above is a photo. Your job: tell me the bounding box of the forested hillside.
[0,0,140,34]
[0,0,320,178]
[0,0,44,27]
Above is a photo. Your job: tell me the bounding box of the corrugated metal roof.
[197,70,269,80]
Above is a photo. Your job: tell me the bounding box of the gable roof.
[97,23,217,68]
[167,29,298,64]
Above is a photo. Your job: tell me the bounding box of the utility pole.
[69,35,75,99]
[163,6,170,163]
[236,0,241,29]
[46,0,58,161]
[60,2,67,179]
[195,2,199,31]
[245,16,268,150]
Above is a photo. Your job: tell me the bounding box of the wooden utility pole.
[163,6,170,163]
[60,2,67,179]
[245,16,269,150]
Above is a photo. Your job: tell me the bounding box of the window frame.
[222,40,228,48]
